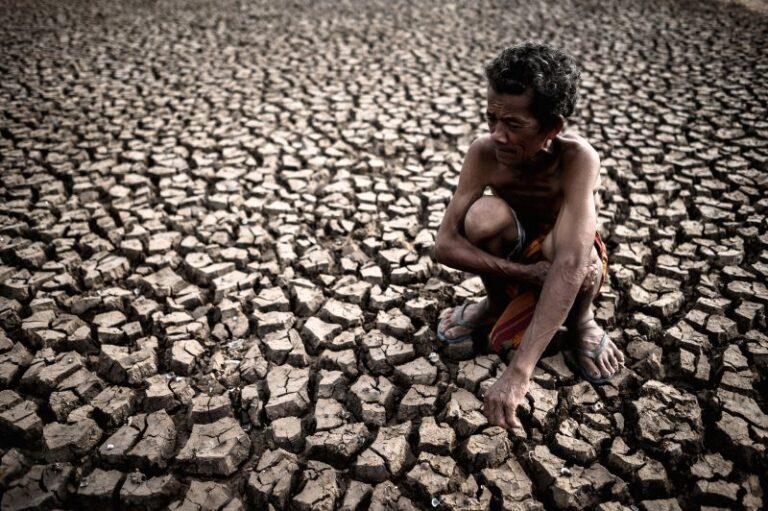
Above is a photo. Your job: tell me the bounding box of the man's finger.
[484,395,503,427]
[503,398,521,430]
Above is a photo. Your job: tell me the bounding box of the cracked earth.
[1,0,767,509]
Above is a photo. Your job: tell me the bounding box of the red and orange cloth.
[488,225,609,354]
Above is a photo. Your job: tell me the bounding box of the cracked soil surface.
[0,0,767,509]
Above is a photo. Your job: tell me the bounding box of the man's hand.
[517,260,599,293]
[520,261,551,287]
[483,368,530,431]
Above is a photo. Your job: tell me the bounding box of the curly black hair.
[485,42,580,130]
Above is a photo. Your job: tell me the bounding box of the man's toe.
[608,353,620,373]
[599,356,614,377]
[439,309,455,328]
[580,356,601,379]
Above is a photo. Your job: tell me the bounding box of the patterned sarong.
[488,225,609,354]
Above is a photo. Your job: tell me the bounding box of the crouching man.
[434,42,625,430]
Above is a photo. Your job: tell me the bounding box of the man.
[434,42,625,431]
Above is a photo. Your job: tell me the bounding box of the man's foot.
[569,314,625,381]
[437,299,497,343]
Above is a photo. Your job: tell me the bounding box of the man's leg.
[438,196,522,339]
[540,234,625,379]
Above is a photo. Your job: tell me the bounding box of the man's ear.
[546,116,565,139]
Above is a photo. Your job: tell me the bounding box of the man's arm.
[434,138,530,281]
[484,146,600,429]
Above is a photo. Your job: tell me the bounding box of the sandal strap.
[577,332,609,360]
[454,301,483,329]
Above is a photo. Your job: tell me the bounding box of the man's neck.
[515,140,560,177]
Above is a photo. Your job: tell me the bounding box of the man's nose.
[490,124,507,145]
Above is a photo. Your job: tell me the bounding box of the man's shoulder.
[557,132,599,164]
[466,135,497,160]
[557,133,600,190]
[460,135,498,180]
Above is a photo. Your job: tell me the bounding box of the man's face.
[485,86,550,165]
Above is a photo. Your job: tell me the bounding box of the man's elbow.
[433,237,451,265]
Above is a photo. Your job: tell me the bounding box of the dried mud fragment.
[368,482,419,511]
[353,421,413,483]
[404,451,461,500]
[168,480,242,511]
[480,458,538,510]
[442,388,487,438]
[265,364,310,420]
[630,380,703,462]
[99,410,176,470]
[457,426,512,470]
[43,418,102,461]
[339,480,373,511]
[120,472,182,510]
[306,422,370,466]
[75,468,124,507]
[91,385,139,428]
[418,416,457,455]
[0,392,43,444]
[397,384,438,421]
[98,338,158,385]
[360,329,415,375]
[246,449,300,510]
[349,374,396,426]
[177,417,251,476]
[292,460,341,511]
[1,463,74,511]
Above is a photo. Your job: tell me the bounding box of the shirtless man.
[434,42,625,431]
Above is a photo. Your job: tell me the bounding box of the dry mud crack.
[1,0,767,509]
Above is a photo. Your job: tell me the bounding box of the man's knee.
[464,196,520,248]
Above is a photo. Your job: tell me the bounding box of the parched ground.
[0,0,766,509]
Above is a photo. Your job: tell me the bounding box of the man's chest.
[488,166,565,225]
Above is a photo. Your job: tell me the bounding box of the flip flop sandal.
[564,317,618,385]
[437,302,488,344]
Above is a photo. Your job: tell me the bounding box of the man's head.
[484,42,580,164]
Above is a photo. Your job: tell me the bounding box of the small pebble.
[560,467,572,476]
